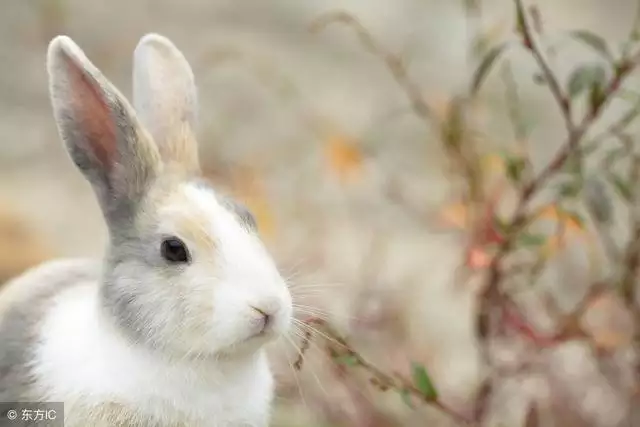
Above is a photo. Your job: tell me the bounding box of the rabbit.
[0,33,293,427]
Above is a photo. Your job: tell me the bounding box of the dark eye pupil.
[161,238,190,263]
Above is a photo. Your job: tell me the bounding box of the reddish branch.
[477,0,640,343]
[297,317,476,427]
[305,3,640,426]
[502,283,606,348]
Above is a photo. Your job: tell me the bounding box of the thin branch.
[620,149,640,306]
[515,0,573,132]
[311,11,486,208]
[310,12,434,124]
[620,224,640,303]
[307,6,640,427]
[299,317,476,427]
[477,0,640,350]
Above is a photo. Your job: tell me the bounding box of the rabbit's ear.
[132,34,199,174]
[47,36,161,224]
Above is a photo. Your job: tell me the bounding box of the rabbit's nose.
[250,305,273,332]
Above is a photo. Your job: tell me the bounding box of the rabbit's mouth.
[215,332,277,359]
[241,316,289,347]
[249,322,281,343]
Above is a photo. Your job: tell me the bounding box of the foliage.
[286,1,640,426]
[192,1,640,426]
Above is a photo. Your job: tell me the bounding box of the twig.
[500,285,599,349]
[553,282,607,340]
[307,5,640,426]
[586,95,640,149]
[620,151,640,305]
[310,12,433,124]
[515,0,572,133]
[299,317,476,427]
[584,176,622,265]
[477,1,640,342]
[311,11,486,211]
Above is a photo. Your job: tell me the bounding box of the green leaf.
[493,216,511,236]
[569,30,614,62]
[471,33,493,59]
[515,0,527,38]
[334,354,359,366]
[411,362,438,400]
[557,179,582,198]
[567,64,607,99]
[616,89,640,104]
[441,97,466,150]
[608,173,632,202]
[518,232,547,247]
[463,0,481,13]
[561,154,583,175]
[588,79,606,113]
[601,147,626,169]
[471,42,510,95]
[584,176,613,224]
[399,388,414,409]
[501,153,526,183]
[613,99,640,131]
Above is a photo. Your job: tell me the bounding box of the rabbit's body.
[0,259,273,427]
[0,34,291,427]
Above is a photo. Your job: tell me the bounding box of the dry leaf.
[324,135,363,183]
[539,235,567,259]
[581,292,635,351]
[439,202,469,229]
[537,205,585,234]
[481,153,506,176]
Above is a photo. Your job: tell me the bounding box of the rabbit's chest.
[62,392,271,427]
[30,285,274,426]
[55,380,272,427]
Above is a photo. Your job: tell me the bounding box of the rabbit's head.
[46,34,292,358]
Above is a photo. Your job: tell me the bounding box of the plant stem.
[477,0,640,353]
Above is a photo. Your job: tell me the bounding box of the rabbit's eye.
[161,237,190,263]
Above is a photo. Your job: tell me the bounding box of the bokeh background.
[1,1,639,426]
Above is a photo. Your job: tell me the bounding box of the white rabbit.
[0,33,292,427]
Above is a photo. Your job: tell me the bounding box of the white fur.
[152,183,293,354]
[16,33,294,427]
[27,183,291,426]
[33,282,274,427]
[133,33,198,146]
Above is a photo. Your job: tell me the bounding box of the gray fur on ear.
[47,35,161,223]
[133,33,199,172]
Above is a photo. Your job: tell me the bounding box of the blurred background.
[1,0,639,426]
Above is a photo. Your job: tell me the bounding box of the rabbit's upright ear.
[47,36,161,224]
[132,34,199,174]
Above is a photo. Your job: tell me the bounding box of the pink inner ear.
[64,55,118,172]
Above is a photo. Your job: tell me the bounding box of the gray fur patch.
[99,259,159,352]
[0,260,99,409]
[222,197,258,232]
[99,234,189,357]
[192,179,258,232]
